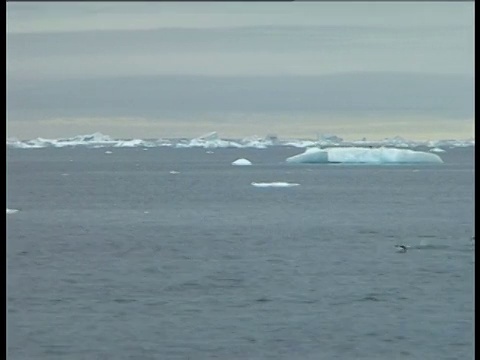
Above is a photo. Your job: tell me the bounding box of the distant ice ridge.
[176,132,242,148]
[6,133,172,149]
[286,147,444,164]
[7,208,19,214]
[6,132,474,149]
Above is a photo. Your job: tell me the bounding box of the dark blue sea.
[6,146,475,360]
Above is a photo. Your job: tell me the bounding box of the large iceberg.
[286,147,443,164]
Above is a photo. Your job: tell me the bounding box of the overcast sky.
[6,2,474,140]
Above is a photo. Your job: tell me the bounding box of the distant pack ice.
[286,147,444,164]
[6,132,474,150]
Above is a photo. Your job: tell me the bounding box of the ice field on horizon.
[6,131,475,150]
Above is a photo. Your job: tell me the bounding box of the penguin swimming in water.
[395,245,408,253]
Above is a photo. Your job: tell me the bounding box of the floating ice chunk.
[7,208,19,214]
[232,158,252,166]
[240,135,274,149]
[251,182,299,187]
[169,170,180,174]
[114,139,144,147]
[429,147,446,153]
[105,151,113,154]
[284,140,317,148]
[286,148,328,163]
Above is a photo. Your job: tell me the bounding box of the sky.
[6,1,475,141]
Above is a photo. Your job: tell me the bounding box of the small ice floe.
[169,170,180,174]
[7,208,19,214]
[232,158,252,166]
[429,147,446,153]
[206,151,214,154]
[105,151,113,154]
[143,148,149,151]
[144,211,149,214]
[251,182,299,188]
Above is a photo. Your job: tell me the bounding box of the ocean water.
[7,146,475,360]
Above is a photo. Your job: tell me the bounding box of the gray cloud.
[6,2,474,140]
[7,2,473,33]
[8,73,473,120]
[7,25,473,80]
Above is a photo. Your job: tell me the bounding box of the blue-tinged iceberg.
[286,147,443,164]
[286,148,329,163]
